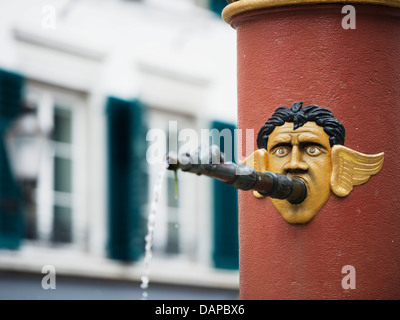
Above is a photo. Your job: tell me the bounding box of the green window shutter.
[0,69,24,249]
[211,120,239,270]
[210,0,228,17]
[106,97,148,262]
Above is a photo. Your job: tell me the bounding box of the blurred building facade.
[0,0,239,299]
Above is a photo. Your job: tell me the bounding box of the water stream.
[140,162,168,300]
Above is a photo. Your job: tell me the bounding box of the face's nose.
[283,145,308,172]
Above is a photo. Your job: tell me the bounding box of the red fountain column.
[223,0,400,299]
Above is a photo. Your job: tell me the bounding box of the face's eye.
[274,146,290,157]
[305,145,322,156]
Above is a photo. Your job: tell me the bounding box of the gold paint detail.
[240,148,268,171]
[266,122,332,224]
[240,148,268,198]
[330,145,384,197]
[239,124,384,224]
[222,0,400,24]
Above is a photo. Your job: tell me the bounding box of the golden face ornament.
[241,102,384,224]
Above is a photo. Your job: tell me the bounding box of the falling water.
[140,162,168,300]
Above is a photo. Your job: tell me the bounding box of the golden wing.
[240,148,268,198]
[330,145,384,197]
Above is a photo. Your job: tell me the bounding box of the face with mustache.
[266,121,332,223]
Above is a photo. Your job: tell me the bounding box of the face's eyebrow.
[297,133,330,149]
[268,135,292,152]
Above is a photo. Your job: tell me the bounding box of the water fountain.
[140,162,167,300]
[220,0,398,299]
[166,145,307,204]
[140,144,308,299]
[139,0,400,301]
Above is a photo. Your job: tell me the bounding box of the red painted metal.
[233,4,400,299]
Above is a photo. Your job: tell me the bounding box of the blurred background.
[0,0,239,299]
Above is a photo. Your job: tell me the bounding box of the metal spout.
[166,146,307,204]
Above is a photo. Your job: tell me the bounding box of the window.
[147,108,200,261]
[24,82,87,249]
[51,106,73,243]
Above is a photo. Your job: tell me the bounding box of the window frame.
[24,81,88,250]
[146,107,202,261]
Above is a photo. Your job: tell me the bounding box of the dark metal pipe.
[166,149,307,204]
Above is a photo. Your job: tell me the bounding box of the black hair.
[256,101,345,150]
